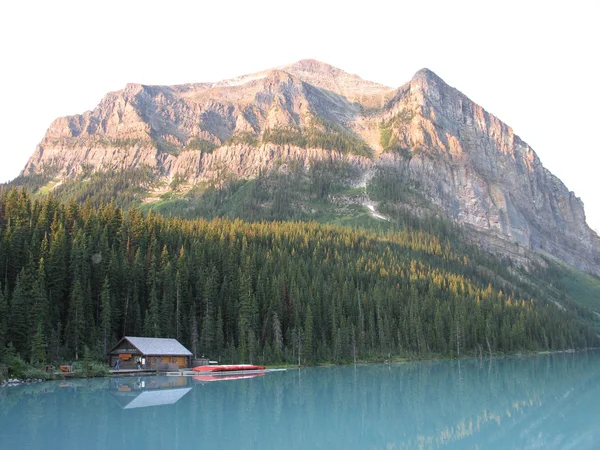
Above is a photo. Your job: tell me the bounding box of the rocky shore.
[1,378,44,387]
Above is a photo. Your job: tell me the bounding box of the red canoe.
[192,364,265,373]
[193,373,265,382]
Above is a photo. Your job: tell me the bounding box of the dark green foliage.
[51,168,158,209]
[30,321,48,365]
[0,164,61,195]
[527,261,600,327]
[143,160,362,223]
[82,345,92,377]
[185,138,218,153]
[8,264,42,359]
[151,136,183,156]
[100,278,111,355]
[3,352,29,379]
[0,285,6,360]
[66,280,86,360]
[69,360,110,378]
[368,165,421,204]
[379,110,416,155]
[224,132,259,147]
[97,138,145,149]
[0,189,598,368]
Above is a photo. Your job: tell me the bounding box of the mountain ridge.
[18,60,600,276]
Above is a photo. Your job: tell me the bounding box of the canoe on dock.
[167,368,285,377]
[192,364,265,373]
[193,373,265,382]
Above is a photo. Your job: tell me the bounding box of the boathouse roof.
[110,336,193,356]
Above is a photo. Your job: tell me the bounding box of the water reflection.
[109,376,192,409]
[1,351,599,449]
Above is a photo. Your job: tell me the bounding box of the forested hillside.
[0,189,597,366]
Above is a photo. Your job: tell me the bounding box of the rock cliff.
[22,59,600,274]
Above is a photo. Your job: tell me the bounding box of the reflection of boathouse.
[109,376,192,409]
[108,336,192,370]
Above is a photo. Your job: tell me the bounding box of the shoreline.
[3,348,598,386]
[267,347,600,370]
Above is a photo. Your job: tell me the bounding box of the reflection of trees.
[181,352,600,449]
[221,352,600,449]
[1,353,600,449]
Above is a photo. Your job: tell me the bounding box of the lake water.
[1,351,600,449]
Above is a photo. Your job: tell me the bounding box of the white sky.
[0,0,598,232]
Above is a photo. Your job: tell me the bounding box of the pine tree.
[190,304,199,358]
[272,312,283,361]
[238,271,258,362]
[32,258,50,339]
[201,271,216,357]
[30,320,48,365]
[175,269,182,341]
[0,283,7,361]
[47,220,68,326]
[49,322,62,364]
[8,266,35,358]
[100,277,111,355]
[83,345,92,377]
[304,304,314,364]
[148,285,160,337]
[66,280,86,360]
[215,308,224,359]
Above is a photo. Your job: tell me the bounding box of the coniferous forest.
[0,188,598,368]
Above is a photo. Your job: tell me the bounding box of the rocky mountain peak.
[280,58,343,75]
[124,82,145,94]
[20,60,600,275]
[407,67,452,102]
[277,59,392,101]
[411,68,440,81]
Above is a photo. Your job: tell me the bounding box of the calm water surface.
[1,351,600,449]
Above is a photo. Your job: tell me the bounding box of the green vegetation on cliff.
[263,122,372,157]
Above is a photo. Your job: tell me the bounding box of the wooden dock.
[109,368,162,376]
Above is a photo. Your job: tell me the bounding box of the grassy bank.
[0,356,110,382]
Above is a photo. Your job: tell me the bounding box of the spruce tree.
[0,283,6,361]
[8,267,34,358]
[30,320,48,365]
[201,271,216,357]
[32,258,50,337]
[148,285,160,337]
[215,308,225,359]
[100,277,111,355]
[66,280,86,360]
[304,304,314,365]
[272,312,283,361]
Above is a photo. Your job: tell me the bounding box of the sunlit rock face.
[22,59,600,275]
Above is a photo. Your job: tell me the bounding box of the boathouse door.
[172,356,186,368]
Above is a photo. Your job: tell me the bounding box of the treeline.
[145,159,363,222]
[0,189,597,367]
[51,167,157,210]
[262,124,372,157]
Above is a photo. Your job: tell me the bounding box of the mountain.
[18,59,600,275]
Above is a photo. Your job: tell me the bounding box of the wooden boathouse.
[108,336,193,370]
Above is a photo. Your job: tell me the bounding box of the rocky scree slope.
[22,59,600,275]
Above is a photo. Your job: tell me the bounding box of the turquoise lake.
[1,351,600,449]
